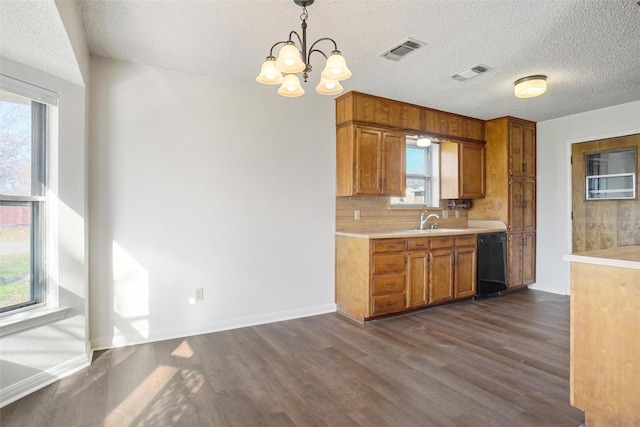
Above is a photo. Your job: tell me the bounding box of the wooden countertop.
[564,245,640,270]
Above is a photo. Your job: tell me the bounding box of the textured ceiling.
[6,0,640,122]
[0,0,83,86]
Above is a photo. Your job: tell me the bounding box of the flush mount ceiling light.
[514,75,547,98]
[256,0,352,97]
[416,137,432,147]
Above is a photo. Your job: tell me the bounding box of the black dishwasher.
[476,232,508,297]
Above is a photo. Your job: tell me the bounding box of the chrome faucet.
[419,212,440,230]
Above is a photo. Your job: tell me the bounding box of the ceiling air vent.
[380,38,426,61]
[452,64,493,81]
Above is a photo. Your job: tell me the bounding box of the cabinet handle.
[386,263,399,266]
[386,282,396,286]
[382,178,386,192]
[523,163,527,172]
[523,238,527,246]
[386,301,396,307]
[522,201,527,209]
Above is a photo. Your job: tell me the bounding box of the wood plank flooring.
[1,289,585,426]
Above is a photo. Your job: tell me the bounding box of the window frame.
[0,91,48,315]
[390,136,440,207]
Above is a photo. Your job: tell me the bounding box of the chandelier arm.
[288,30,303,48]
[307,48,328,65]
[308,37,339,54]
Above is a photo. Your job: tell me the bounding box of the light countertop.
[563,245,640,270]
[336,220,507,239]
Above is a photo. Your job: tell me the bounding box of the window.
[585,148,637,200]
[391,136,440,207]
[0,88,47,314]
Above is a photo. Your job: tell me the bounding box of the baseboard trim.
[0,352,91,408]
[91,303,337,351]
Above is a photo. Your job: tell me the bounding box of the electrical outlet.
[442,210,449,219]
[195,288,204,301]
[354,210,361,220]
[455,210,460,218]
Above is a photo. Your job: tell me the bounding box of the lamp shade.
[321,51,352,81]
[275,43,306,74]
[277,74,305,97]
[315,77,343,95]
[256,57,284,84]
[514,75,547,98]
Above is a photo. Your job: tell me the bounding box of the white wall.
[533,101,640,295]
[89,58,337,349]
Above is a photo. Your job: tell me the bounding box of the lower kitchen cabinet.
[454,237,477,299]
[407,251,428,308]
[428,237,455,304]
[508,232,536,288]
[336,233,478,322]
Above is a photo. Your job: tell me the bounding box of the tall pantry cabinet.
[470,117,536,289]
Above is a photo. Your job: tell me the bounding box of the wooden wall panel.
[571,134,640,253]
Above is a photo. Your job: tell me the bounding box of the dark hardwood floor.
[1,289,584,426]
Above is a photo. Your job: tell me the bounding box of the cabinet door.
[381,131,406,196]
[354,127,382,195]
[522,124,536,178]
[523,178,536,230]
[455,245,477,299]
[509,121,536,177]
[407,252,428,307]
[403,105,422,131]
[522,232,536,285]
[509,122,524,176]
[460,143,486,198]
[510,178,524,231]
[508,233,523,288]
[441,141,485,199]
[429,248,454,303]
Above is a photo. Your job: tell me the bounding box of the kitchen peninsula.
[564,246,640,426]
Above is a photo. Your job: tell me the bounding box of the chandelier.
[256,0,352,97]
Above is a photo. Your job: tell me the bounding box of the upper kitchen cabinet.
[509,120,536,177]
[335,91,485,143]
[440,140,486,199]
[336,124,405,196]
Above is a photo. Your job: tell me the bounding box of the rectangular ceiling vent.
[452,64,493,81]
[380,38,426,61]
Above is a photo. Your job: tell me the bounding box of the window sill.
[0,306,70,337]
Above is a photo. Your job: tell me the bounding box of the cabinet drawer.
[372,275,405,295]
[372,254,405,273]
[407,238,429,250]
[372,294,406,315]
[455,235,476,247]
[372,239,406,253]
[431,237,454,249]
